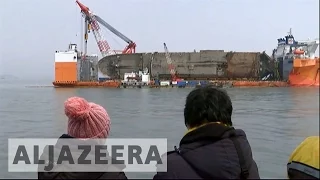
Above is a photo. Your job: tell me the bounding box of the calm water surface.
[0,79,319,179]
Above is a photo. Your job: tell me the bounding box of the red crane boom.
[163,43,182,81]
[76,0,136,57]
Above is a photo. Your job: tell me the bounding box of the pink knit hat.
[64,96,110,139]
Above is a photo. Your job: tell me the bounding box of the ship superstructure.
[273,28,297,80]
[54,44,98,83]
[273,28,319,85]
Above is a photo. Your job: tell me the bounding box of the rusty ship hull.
[98,50,276,81]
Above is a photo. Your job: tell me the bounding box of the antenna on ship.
[288,28,292,36]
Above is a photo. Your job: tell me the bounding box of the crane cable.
[103,26,125,53]
[80,11,84,54]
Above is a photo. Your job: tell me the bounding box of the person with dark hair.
[287,136,319,179]
[154,86,260,179]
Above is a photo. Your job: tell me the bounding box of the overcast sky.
[0,0,319,80]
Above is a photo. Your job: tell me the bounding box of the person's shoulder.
[156,150,180,167]
[234,128,247,137]
[160,150,180,160]
[154,150,181,179]
[158,149,187,169]
[99,172,128,179]
[166,150,178,156]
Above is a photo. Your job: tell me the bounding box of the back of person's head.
[287,136,319,179]
[184,86,233,128]
[64,96,111,139]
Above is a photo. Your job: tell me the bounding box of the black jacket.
[38,134,127,179]
[153,123,260,179]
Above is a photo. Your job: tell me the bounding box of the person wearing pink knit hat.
[38,96,127,179]
[64,96,111,139]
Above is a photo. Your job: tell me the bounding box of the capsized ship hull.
[289,58,319,86]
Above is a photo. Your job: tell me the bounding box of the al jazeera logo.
[8,138,167,172]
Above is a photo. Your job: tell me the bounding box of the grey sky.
[0,0,319,80]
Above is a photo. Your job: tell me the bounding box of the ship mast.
[288,28,292,36]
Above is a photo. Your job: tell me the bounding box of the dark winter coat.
[153,123,260,179]
[38,134,127,179]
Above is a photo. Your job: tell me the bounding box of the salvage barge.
[52,44,287,88]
